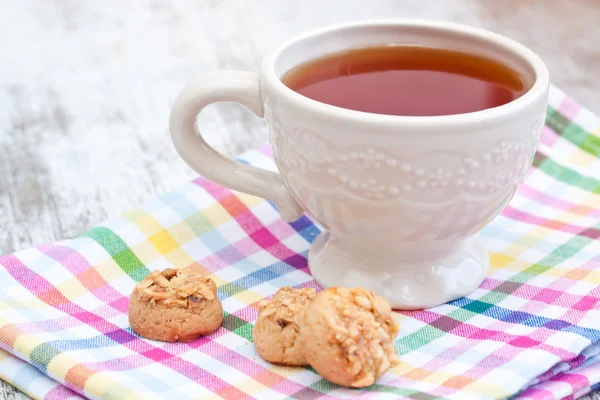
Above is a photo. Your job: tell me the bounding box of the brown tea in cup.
[282,46,527,116]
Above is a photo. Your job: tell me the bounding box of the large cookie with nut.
[252,286,316,366]
[128,267,223,342]
[298,287,400,387]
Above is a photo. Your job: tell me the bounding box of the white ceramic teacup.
[169,20,549,310]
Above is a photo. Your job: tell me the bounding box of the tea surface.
[282,46,527,116]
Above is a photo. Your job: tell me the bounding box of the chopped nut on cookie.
[252,286,316,366]
[128,268,223,342]
[298,287,400,388]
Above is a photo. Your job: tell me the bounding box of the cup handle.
[169,71,303,222]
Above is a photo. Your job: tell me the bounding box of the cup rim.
[261,19,549,129]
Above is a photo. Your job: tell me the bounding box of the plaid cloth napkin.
[1,84,600,400]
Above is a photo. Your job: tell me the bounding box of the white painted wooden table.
[1,1,599,398]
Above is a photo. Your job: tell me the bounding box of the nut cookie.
[129,268,223,342]
[252,287,316,366]
[299,287,400,387]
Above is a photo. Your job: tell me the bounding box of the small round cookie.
[299,287,400,388]
[252,286,316,366]
[129,267,223,342]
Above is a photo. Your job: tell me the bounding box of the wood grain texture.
[1,0,599,398]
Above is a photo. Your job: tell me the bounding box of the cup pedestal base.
[307,232,490,310]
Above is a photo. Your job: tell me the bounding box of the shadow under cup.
[262,20,549,309]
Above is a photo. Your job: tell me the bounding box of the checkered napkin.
[2,84,600,400]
